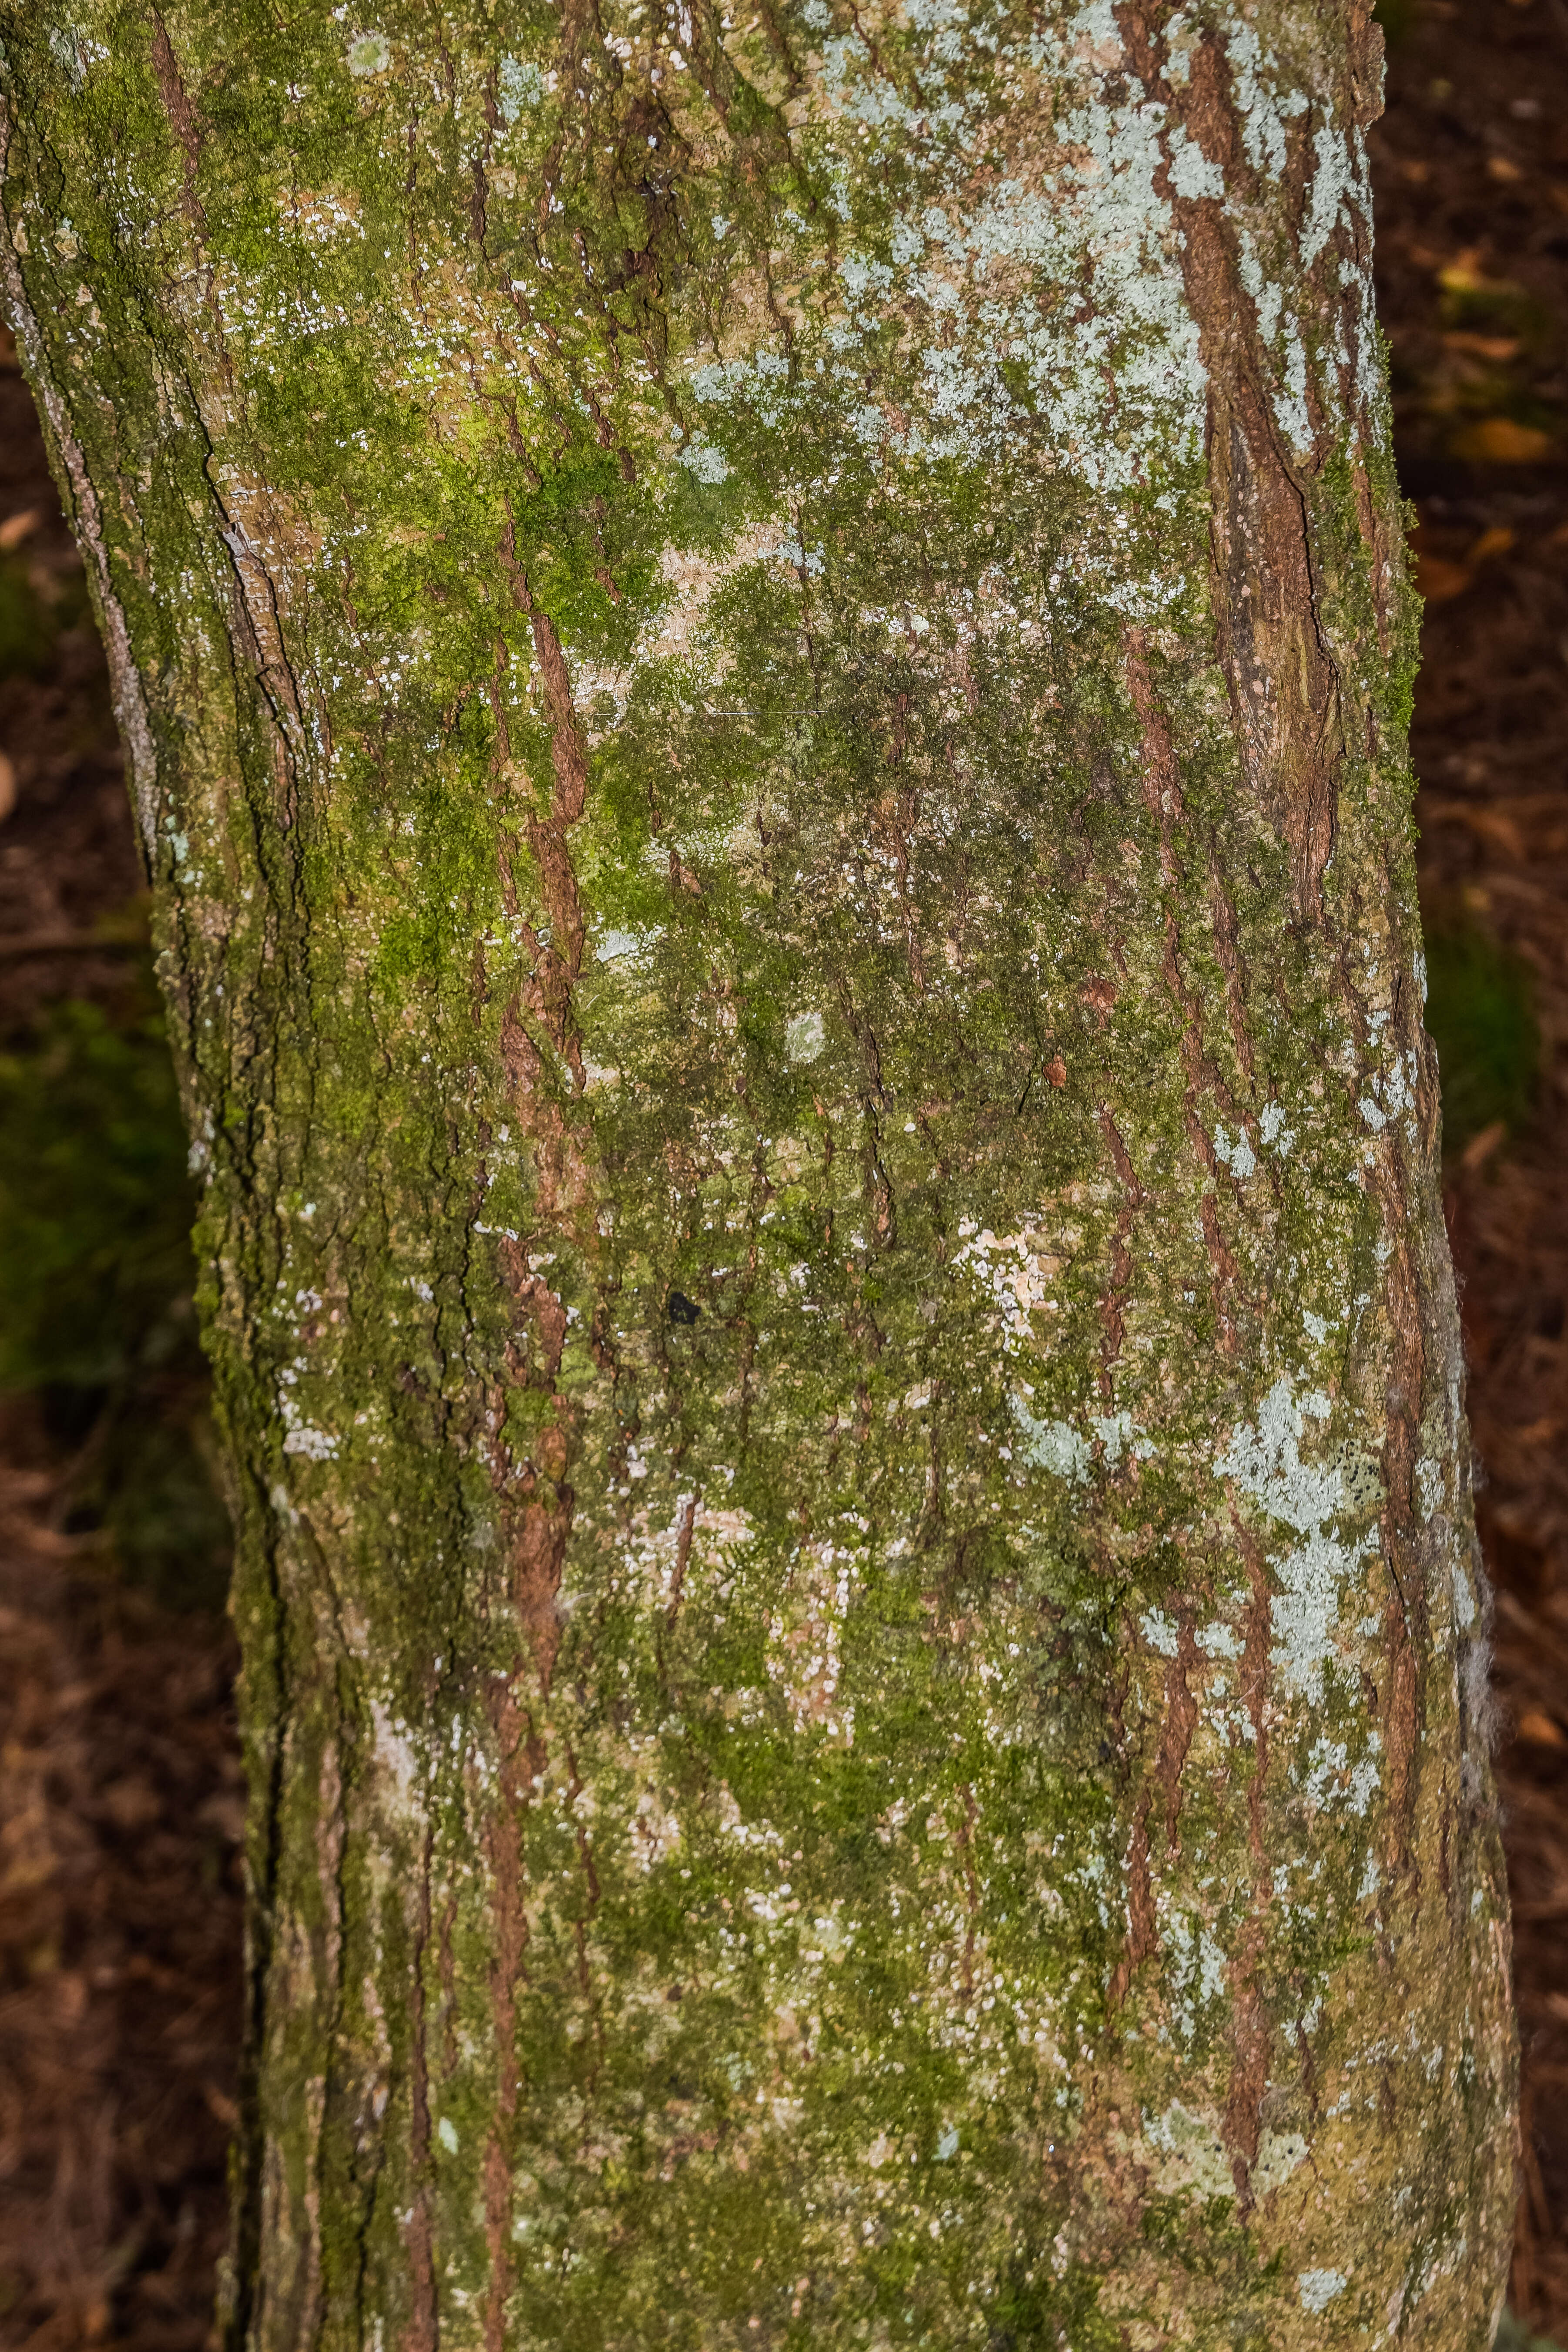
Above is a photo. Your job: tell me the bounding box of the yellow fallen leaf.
[1454,417,1554,463]
[1439,253,1518,297]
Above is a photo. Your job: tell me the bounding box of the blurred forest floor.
[0,263,242,2347]
[5,0,1568,2343]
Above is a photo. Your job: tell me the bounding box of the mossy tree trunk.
[1,1,1516,2344]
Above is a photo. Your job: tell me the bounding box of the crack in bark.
[1121,626,1246,1353]
[1117,6,1350,927]
[1094,1105,1142,1399]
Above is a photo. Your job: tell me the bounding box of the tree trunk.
[1,2,1517,2344]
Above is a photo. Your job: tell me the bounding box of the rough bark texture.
[0,1,1517,2345]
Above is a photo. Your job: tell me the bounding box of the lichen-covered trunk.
[1,0,1515,2343]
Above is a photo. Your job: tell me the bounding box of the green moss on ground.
[1422,911,1541,1155]
[0,971,230,1610]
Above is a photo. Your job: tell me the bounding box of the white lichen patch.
[1135,2102,1309,2203]
[496,54,546,122]
[281,1421,339,1458]
[1300,1731,1381,1817]
[1138,2100,1234,2198]
[678,438,729,483]
[595,925,658,964]
[1260,1099,1296,1157]
[1216,1379,1373,1703]
[1359,1047,1417,1136]
[1254,2129,1310,2193]
[785,1010,826,1065]
[1212,1122,1256,1179]
[1158,1903,1230,2046]
[1298,2267,1349,2314]
[1092,1409,1152,1463]
[1140,1607,1179,1657]
[345,30,391,76]
[1012,1400,1090,1482]
[277,1355,340,1459]
[694,0,1214,512]
[1222,19,1383,457]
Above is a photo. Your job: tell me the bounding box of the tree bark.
[1,1,1517,2344]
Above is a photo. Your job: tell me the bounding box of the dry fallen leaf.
[0,506,39,551]
[1461,1119,1508,1174]
[1487,154,1527,182]
[51,1970,87,2026]
[1517,1709,1568,1749]
[0,750,16,825]
[1415,552,1474,604]
[1468,525,1518,565]
[202,2081,239,2129]
[1420,798,1528,856]
[196,1789,246,1842]
[101,1778,162,1833]
[1455,417,1555,463]
[1444,331,1522,362]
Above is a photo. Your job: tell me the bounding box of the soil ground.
[4,4,1568,2342]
